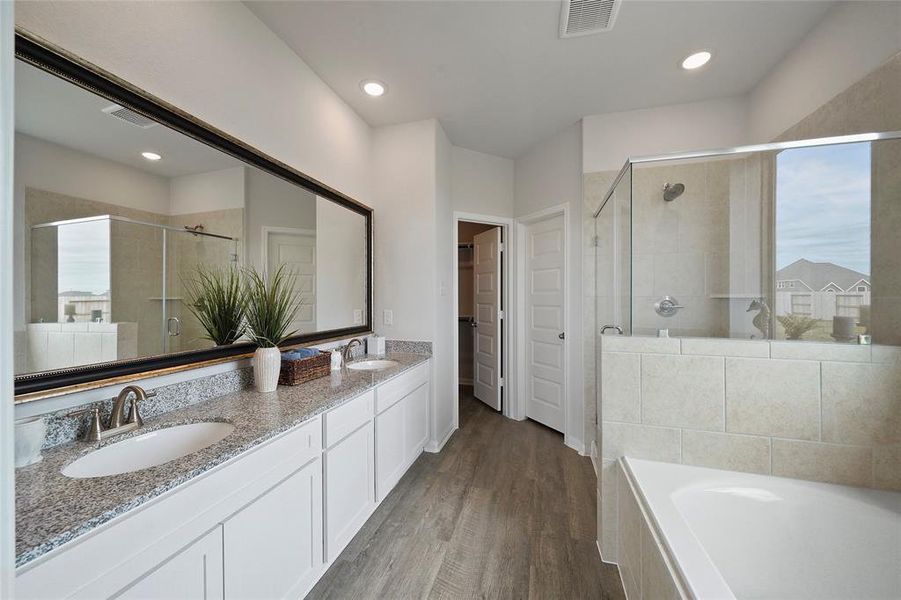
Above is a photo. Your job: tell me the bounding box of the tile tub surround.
[14,352,430,568]
[598,335,901,561]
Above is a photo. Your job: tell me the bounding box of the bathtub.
[618,457,901,600]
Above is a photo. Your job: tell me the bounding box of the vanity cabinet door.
[223,457,323,600]
[116,527,224,600]
[375,398,407,502]
[324,421,375,561]
[404,383,429,463]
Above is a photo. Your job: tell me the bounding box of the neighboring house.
[776,259,870,293]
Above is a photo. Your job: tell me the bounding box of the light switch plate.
[383,309,393,326]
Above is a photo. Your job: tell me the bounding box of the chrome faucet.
[342,338,364,365]
[67,385,155,445]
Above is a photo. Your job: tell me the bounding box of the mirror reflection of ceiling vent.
[101,104,158,129]
[559,0,621,38]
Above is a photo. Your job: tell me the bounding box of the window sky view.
[57,219,110,295]
[776,142,871,275]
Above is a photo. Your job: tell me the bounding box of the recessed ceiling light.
[681,51,712,70]
[142,151,162,161]
[360,80,387,97]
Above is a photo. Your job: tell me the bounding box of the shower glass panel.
[28,215,237,371]
[166,227,240,353]
[591,130,901,346]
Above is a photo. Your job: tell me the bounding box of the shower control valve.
[654,296,684,317]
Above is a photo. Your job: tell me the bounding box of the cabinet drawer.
[324,390,374,447]
[375,361,429,414]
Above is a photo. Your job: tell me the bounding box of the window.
[858,285,867,292]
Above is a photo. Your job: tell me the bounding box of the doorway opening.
[453,215,511,431]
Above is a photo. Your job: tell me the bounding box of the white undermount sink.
[62,422,235,479]
[346,359,400,371]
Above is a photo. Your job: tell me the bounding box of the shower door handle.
[600,325,624,335]
[167,317,181,336]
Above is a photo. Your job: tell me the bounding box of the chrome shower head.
[663,183,685,202]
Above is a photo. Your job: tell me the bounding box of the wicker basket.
[278,350,331,386]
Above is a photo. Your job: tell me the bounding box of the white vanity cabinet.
[323,391,376,561]
[375,362,429,501]
[16,359,431,600]
[223,457,323,599]
[117,527,224,600]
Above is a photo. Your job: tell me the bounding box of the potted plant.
[777,314,819,340]
[183,265,246,346]
[242,264,301,392]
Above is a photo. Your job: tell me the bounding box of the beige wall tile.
[602,352,641,423]
[682,430,771,475]
[772,439,873,487]
[822,362,901,446]
[725,358,820,440]
[873,444,901,492]
[681,337,769,358]
[770,341,871,363]
[602,422,681,462]
[602,335,680,354]
[641,354,725,431]
[640,525,680,600]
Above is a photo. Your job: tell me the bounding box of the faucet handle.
[126,391,154,427]
[66,405,103,442]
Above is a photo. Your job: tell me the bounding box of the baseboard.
[565,435,586,456]
[425,424,456,453]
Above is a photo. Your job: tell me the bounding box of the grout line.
[818,361,823,442]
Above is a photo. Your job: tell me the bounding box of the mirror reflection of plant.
[242,264,301,348]
[182,265,246,346]
[777,314,819,340]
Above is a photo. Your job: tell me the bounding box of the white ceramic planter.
[253,347,282,392]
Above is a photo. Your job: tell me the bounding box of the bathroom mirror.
[13,32,371,397]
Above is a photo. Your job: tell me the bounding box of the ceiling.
[15,60,243,179]
[248,0,835,158]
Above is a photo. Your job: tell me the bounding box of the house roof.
[776,259,869,292]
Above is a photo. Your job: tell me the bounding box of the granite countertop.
[15,352,430,569]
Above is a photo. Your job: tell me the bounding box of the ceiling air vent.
[101,104,158,129]
[559,0,621,38]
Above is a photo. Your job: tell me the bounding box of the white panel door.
[473,227,502,410]
[265,230,316,335]
[525,214,565,432]
[223,458,323,599]
[116,527,224,600]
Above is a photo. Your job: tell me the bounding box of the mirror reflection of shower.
[663,182,685,202]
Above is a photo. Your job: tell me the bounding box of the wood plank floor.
[308,389,625,600]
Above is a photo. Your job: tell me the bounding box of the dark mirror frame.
[13,29,373,398]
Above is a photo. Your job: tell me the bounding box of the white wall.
[748,0,901,142]
[370,120,438,342]
[451,145,514,217]
[1,1,15,592]
[315,196,366,331]
[14,133,171,213]
[169,167,244,215]
[514,122,586,452]
[16,1,373,205]
[581,97,749,173]
[434,124,455,447]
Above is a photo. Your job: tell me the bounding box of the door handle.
[167,316,181,336]
[558,332,565,340]
[600,325,624,335]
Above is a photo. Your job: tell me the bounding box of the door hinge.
[498,310,505,320]
[499,242,505,252]
[499,377,505,387]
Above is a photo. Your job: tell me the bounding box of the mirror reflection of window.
[775,142,871,342]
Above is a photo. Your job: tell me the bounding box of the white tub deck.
[621,457,901,600]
